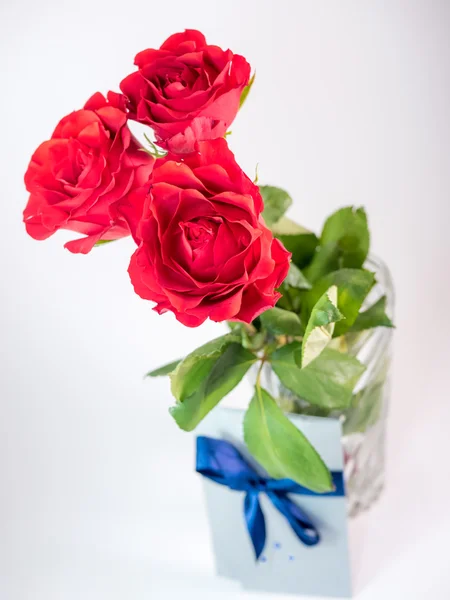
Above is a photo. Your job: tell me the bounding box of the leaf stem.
[255,354,268,392]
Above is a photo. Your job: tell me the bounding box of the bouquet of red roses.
[23,30,393,495]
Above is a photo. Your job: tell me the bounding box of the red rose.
[120,29,251,154]
[23,92,154,254]
[128,139,291,327]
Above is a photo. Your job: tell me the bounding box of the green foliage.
[321,206,369,268]
[301,286,343,368]
[243,386,332,492]
[350,296,394,332]
[170,341,256,431]
[240,72,256,108]
[303,269,375,337]
[271,343,365,409]
[170,334,240,401]
[241,330,267,351]
[304,241,342,283]
[284,263,311,290]
[94,239,117,247]
[272,217,319,268]
[305,207,369,282]
[146,360,181,377]
[226,322,266,351]
[260,185,293,226]
[253,163,259,184]
[276,264,311,313]
[260,307,302,336]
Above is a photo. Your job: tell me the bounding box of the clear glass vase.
[260,255,395,517]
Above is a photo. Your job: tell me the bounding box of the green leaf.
[170,334,239,402]
[243,386,332,492]
[276,263,312,312]
[271,217,311,236]
[321,206,369,268]
[260,185,293,227]
[170,344,256,431]
[283,263,311,290]
[305,207,370,282]
[94,239,117,247]
[260,307,302,336]
[301,286,344,368]
[304,241,341,283]
[272,217,319,267]
[304,269,375,337]
[350,296,394,332]
[239,72,256,108]
[271,343,365,409]
[145,360,181,377]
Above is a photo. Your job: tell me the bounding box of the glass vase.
[260,255,395,517]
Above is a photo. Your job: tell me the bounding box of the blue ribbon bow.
[196,436,344,560]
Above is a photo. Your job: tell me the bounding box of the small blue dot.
[274,542,282,549]
[288,555,295,561]
[260,555,267,563]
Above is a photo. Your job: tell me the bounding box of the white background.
[2,1,450,599]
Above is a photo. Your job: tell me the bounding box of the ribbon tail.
[267,491,320,547]
[244,490,266,560]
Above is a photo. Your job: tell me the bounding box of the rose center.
[76,148,89,171]
[181,218,219,251]
[167,72,182,83]
[163,71,188,92]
